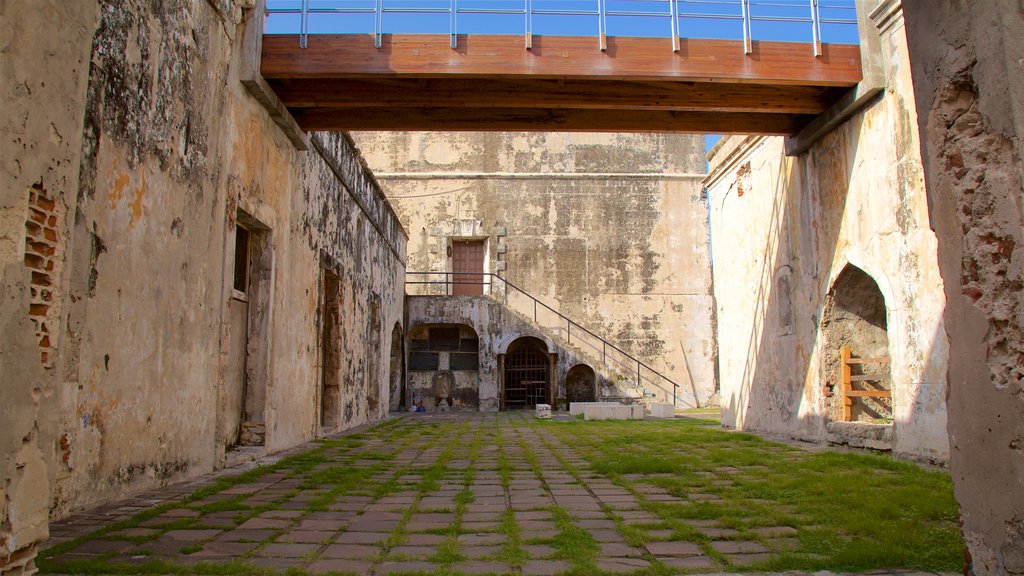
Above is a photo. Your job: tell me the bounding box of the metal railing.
[265,0,857,54]
[406,271,696,407]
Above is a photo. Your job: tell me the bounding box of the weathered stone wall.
[407,295,631,412]
[0,1,405,570]
[707,3,950,464]
[902,0,1024,573]
[352,132,717,407]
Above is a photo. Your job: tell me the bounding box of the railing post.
[602,341,606,364]
[741,0,752,54]
[450,0,457,48]
[673,383,677,406]
[809,0,822,57]
[525,0,533,49]
[374,0,383,48]
[598,0,607,51]
[300,0,309,48]
[669,0,680,52]
[637,362,642,389]
[567,320,571,344]
[534,299,537,323]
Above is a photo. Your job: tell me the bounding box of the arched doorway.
[388,323,405,412]
[566,364,597,403]
[504,337,550,409]
[821,264,892,422]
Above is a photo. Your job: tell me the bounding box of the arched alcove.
[822,264,893,422]
[566,364,597,403]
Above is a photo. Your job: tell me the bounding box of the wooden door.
[451,240,485,295]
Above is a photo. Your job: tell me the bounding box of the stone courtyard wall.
[351,132,717,408]
[706,2,950,464]
[0,1,405,571]
[902,0,1024,573]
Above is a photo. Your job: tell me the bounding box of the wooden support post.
[841,345,853,421]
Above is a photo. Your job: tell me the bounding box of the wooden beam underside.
[262,34,861,133]
[290,107,808,134]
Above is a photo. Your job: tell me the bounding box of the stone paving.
[41,412,961,575]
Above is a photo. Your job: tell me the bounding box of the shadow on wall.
[724,119,948,463]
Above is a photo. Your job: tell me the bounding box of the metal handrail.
[406,271,693,406]
[265,0,857,55]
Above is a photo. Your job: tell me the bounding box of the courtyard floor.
[41,412,962,575]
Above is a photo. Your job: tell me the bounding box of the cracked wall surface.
[902,0,1024,574]
[706,2,950,464]
[0,1,405,571]
[351,132,718,408]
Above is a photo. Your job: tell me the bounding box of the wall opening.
[504,337,551,409]
[366,297,381,418]
[225,212,272,448]
[408,324,480,411]
[389,322,405,412]
[821,264,893,423]
[566,364,597,403]
[320,268,342,429]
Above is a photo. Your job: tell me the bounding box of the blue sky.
[265,0,859,151]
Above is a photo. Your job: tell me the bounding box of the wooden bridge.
[261,33,861,134]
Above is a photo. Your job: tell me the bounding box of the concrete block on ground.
[569,402,620,416]
[630,404,645,419]
[649,403,675,418]
[584,405,637,421]
[535,404,551,419]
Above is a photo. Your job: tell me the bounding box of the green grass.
[541,417,963,572]
[41,414,962,575]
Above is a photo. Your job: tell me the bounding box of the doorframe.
[447,236,490,296]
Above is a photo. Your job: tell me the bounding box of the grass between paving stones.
[539,417,963,573]
[38,418,415,576]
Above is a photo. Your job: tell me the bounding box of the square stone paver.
[307,559,373,575]
[322,543,381,559]
[451,560,512,574]
[521,559,572,575]
[597,557,651,573]
[644,541,702,556]
[277,530,335,543]
[375,561,438,574]
[336,531,389,545]
[256,542,320,557]
[710,540,769,554]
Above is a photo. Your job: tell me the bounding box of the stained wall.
[352,132,717,408]
[0,1,405,571]
[706,1,950,463]
[902,0,1024,573]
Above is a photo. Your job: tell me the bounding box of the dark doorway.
[389,322,405,412]
[451,240,485,295]
[566,364,597,403]
[366,299,381,418]
[321,269,342,429]
[504,337,550,409]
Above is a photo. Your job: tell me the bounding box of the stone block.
[584,405,637,420]
[630,404,645,419]
[569,402,620,416]
[535,404,551,419]
[649,403,675,418]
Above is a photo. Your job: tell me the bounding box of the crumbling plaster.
[352,132,718,407]
[706,5,949,464]
[1,2,405,571]
[902,0,1024,573]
